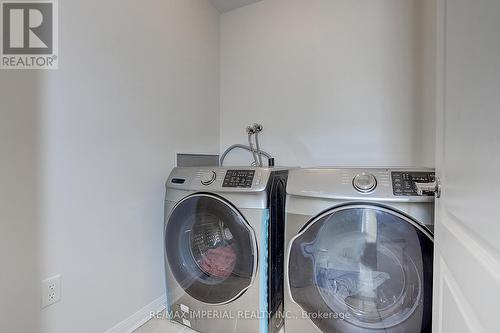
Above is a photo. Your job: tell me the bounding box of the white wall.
[0,73,42,333]
[0,0,219,332]
[220,0,436,167]
[414,0,437,167]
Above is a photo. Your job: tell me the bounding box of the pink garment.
[200,245,237,278]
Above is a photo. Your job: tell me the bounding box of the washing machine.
[164,167,288,333]
[284,168,435,333]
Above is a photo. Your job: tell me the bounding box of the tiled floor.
[135,315,195,333]
[135,313,284,333]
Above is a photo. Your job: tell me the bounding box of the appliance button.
[353,173,377,193]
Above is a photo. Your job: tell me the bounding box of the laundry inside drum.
[190,213,237,279]
[317,245,404,318]
[312,212,423,329]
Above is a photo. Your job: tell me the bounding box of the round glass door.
[166,194,256,304]
[288,205,433,332]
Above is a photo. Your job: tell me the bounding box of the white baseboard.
[105,295,166,333]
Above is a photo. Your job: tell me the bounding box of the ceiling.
[209,0,263,13]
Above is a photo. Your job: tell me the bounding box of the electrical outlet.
[41,275,61,308]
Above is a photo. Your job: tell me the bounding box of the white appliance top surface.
[287,168,436,202]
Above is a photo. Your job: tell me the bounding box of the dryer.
[284,168,435,333]
[164,167,288,333]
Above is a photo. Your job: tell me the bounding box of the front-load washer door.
[166,194,257,305]
[288,205,433,332]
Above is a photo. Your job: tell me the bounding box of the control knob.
[200,171,216,186]
[353,173,377,193]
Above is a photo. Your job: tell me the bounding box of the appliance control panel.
[392,171,435,196]
[222,170,256,188]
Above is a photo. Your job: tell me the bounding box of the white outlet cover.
[42,275,61,308]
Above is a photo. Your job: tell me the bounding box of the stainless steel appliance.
[164,167,288,333]
[285,168,435,333]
